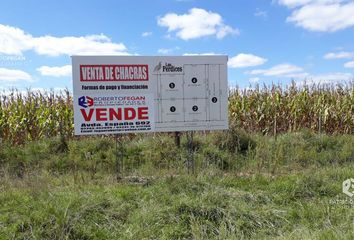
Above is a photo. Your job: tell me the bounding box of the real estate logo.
[162,62,183,72]
[78,96,94,108]
[153,62,182,73]
[342,178,354,197]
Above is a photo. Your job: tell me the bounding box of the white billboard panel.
[72,56,228,135]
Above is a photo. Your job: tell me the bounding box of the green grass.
[0,130,354,239]
[1,167,354,239]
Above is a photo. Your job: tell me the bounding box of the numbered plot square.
[160,74,184,99]
[184,99,207,122]
[161,99,184,122]
[183,64,207,99]
[208,96,222,121]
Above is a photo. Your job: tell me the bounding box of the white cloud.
[0,24,129,56]
[228,53,267,68]
[288,2,354,32]
[0,67,32,82]
[216,25,238,39]
[299,72,353,84]
[278,0,340,8]
[249,64,306,77]
[278,1,354,32]
[142,32,152,37]
[0,24,32,55]
[248,60,352,84]
[36,65,72,77]
[33,35,128,56]
[157,8,239,40]
[344,61,354,68]
[324,51,354,59]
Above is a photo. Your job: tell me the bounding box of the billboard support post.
[115,135,123,180]
[187,131,195,174]
[175,131,181,148]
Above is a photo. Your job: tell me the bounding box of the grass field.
[1,131,354,239]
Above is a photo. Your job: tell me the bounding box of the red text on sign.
[80,65,148,81]
[80,107,149,121]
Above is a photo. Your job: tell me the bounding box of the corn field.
[0,89,73,144]
[0,82,353,144]
[229,82,353,134]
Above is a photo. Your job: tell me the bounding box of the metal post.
[187,131,195,174]
[115,134,123,180]
[175,131,181,148]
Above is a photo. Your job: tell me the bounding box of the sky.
[0,0,353,91]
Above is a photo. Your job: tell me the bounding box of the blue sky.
[0,0,353,91]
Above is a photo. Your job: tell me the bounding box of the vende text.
[80,107,149,121]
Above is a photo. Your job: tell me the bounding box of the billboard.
[72,56,228,135]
